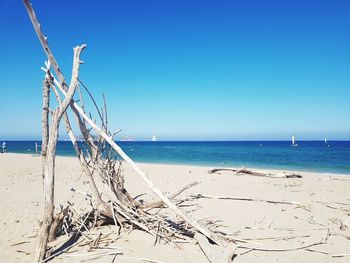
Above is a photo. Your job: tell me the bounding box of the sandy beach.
[2,0,349,262]
[1,153,350,262]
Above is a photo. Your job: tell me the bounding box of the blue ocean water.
[2,141,350,174]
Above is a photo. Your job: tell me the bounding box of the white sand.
[1,153,350,262]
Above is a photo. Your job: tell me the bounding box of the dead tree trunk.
[33,46,85,262]
[34,111,59,262]
[41,74,50,180]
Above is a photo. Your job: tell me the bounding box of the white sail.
[324,138,327,143]
[292,135,295,145]
[152,135,157,142]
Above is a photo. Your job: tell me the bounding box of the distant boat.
[152,135,157,142]
[291,135,298,147]
[324,137,330,147]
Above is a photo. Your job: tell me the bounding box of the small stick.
[16,250,31,255]
[333,253,350,258]
[10,241,30,246]
[192,194,300,205]
[41,239,84,263]
[142,181,200,209]
[109,202,122,234]
[238,240,325,252]
[110,252,118,263]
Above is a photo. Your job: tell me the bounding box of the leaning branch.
[141,181,200,209]
[23,0,227,247]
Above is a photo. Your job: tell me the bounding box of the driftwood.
[191,194,300,205]
[239,228,330,256]
[24,0,236,262]
[50,82,113,219]
[239,240,326,253]
[195,233,236,263]
[209,168,302,178]
[41,74,50,180]
[48,206,70,242]
[24,0,231,250]
[33,45,85,262]
[141,181,200,209]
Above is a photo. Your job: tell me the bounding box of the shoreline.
[4,152,350,178]
[2,140,349,175]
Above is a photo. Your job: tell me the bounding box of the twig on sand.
[238,228,330,256]
[332,253,350,258]
[305,249,350,258]
[238,239,326,253]
[242,234,312,241]
[191,194,300,205]
[141,181,200,209]
[16,250,31,255]
[118,256,166,263]
[41,238,84,263]
[10,241,31,247]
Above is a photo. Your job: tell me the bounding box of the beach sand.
[1,153,350,262]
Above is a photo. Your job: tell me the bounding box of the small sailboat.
[291,135,298,147]
[324,137,330,147]
[152,135,157,142]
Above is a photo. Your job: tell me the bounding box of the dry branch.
[238,229,329,254]
[41,74,51,180]
[49,206,70,242]
[33,44,85,262]
[141,181,200,209]
[24,0,229,248]
[238,240,326,253]
[192,194,300,205]
[209,168,302,178]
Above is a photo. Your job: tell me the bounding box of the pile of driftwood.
[23,1,237,262]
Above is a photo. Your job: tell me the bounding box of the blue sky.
[0,0,349,140]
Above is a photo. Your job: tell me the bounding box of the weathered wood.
[191,194,300,205]
[23,0,68,92]
[50,84,111,216]
[24,0,226,247]
[34,110,59,262]
[73,104,226,245]
[41,75,51,180]
[33,45,84,262]
[141,181,200,209]
[195,233,236,263]
[209,168,302,178]
[54,83,226,245]
[49,206,69,241]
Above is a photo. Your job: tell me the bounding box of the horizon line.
[2,139,350,142]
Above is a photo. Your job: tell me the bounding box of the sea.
[2,141,350,174]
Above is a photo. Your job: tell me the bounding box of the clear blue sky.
[0,0,349,141]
